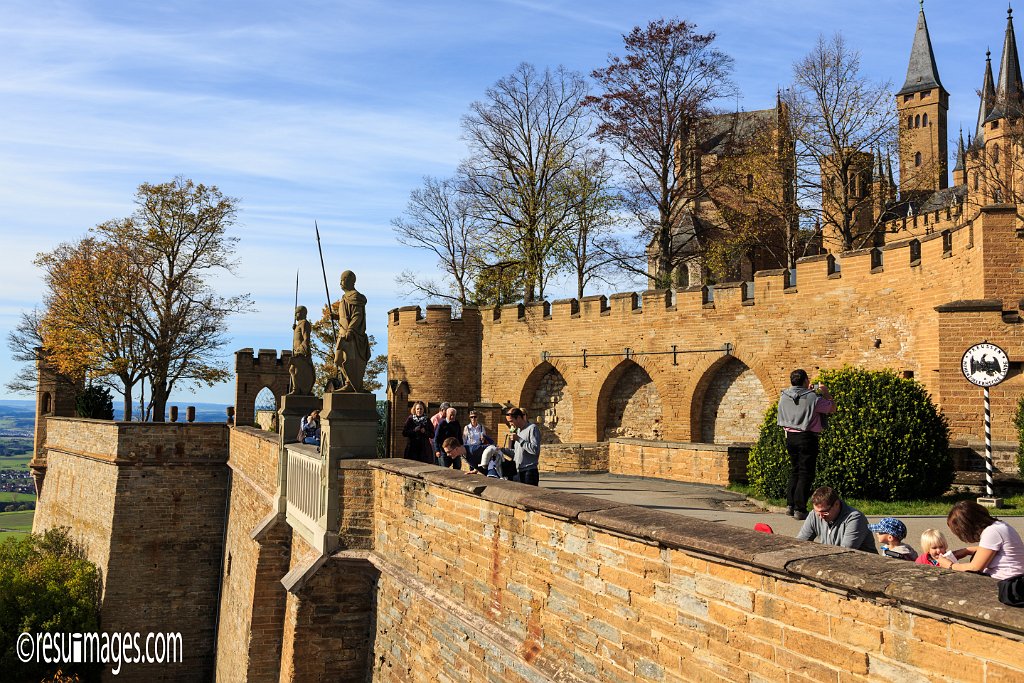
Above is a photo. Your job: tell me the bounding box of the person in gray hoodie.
[777,369,835,519]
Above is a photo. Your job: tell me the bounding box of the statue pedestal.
[322,392,378,461]
[279,394,323,446]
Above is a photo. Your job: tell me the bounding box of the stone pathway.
[540,472,1024,548]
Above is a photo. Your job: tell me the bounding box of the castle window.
[41,392,52,414]
[907,115,913,128]
[904,94,913,103]
[942,230,952,256]
[992,120,1000,130]
[974,173,979,191]
[994,144,1000,164]
[922,113,928,127]
[746,174,753,191]
[914,152,922,167]
[909,239,921,266]
[915,114,921,127]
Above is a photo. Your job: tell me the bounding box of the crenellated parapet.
[386,205,1024,444]
[386,304,483,414]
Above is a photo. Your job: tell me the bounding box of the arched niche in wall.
[598,360,663,441]
[518,361,573,444]
[697,356,769,444]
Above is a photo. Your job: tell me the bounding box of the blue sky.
[0,0,1008,405]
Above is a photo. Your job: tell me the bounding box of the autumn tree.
[460,62,590,302]
[786,33,898,251]
[33,237,148,420]
[587,18,736,287]
[392,176,483,313]
[95,177,252,421]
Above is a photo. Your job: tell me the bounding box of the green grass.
[0,510,34,540]
[0,492,35,504]
[728,484,1024,516]
[0,453,31,470]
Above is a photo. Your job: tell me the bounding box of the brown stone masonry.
[34,419,230,682]
[389,205,1024,447]
[368,460,1024,682]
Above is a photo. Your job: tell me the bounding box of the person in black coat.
[402,401,433,464]
[433,407,462,468]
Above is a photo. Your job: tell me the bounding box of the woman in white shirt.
[937,501,1024,581]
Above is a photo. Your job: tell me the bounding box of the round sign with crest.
[961,342,1009,387]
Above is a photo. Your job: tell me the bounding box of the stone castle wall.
[215,427,290,683]
[33,418,230,682]
[368,460,1024,682]
[34,420,1024,680]
[388,206,1024,454]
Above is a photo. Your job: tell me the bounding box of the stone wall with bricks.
[368,460,1024,682]
[234,348,292,430]
[608,439,749,486]
[389,205,1024,465]
[215,427,290,683]
[33,418,230,682]
[541,442,609,472]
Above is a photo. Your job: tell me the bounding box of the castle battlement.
[235,347,293,368]
[387,205,1013,332]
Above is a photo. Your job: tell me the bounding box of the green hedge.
[747,367,952,501]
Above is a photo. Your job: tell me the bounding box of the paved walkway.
[540,472,1024,551]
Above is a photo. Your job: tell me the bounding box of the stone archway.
[601,361,663,441]
[525,366,573,444]
[698,357,769,444]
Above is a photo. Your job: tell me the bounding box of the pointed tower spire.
[973,49,996,148]
[954,127,966,173]
[986,7,1024,121]
[898,2,947,97]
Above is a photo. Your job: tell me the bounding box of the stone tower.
[29,352,80,496]
[897,3,948,197]
[980,8,1024,204]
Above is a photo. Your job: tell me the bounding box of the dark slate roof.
[986,9,1024,122]
[971,51,996,150]
[898,8,946,96]
[953,131,966,173]
[882,186,968,221]
[698,108,777,156]
[917,185,968,213]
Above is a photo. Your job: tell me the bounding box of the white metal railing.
[286,446,326,537]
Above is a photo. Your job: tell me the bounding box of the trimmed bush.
[747,367,952,501]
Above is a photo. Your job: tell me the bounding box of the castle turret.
[897,3,949,196]
[981,9,1024,205]
[970,50,996,153]
[953,128,967,187]
[985,9,1024,123]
